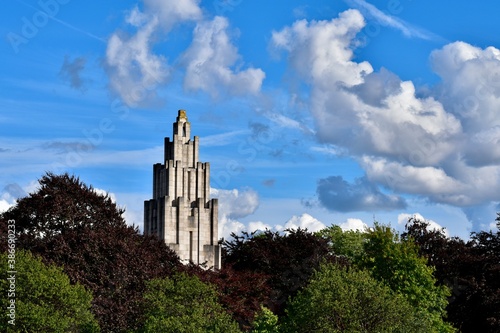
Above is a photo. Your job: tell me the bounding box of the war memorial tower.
[144,110,221,269]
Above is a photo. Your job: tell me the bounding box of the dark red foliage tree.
[2,173,125,241]
[222,229,344,316]
[403,216,500,333]
[183,263,271,331]
[402,217,468,283]
[0,173,181,332]
[462,215,500,332]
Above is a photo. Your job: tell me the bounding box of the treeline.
[0,173,499,332]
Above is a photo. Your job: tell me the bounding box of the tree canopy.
[319,223,455,332]
[223,229,345,315]
[0,250,99,332]
[316,224,366,259]
[251,306,279,333]
[282,263,430,333]
[1,173,125,243]
[404,217,500,332]
[185,263,271,331]
[0,173,181,332]
[2,172,498,332]
[358,224,454,332]
[138,273,241,333]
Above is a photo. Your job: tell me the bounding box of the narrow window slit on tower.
[189,231,193,262]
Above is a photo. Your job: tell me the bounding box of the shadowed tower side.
[144,110,221,269]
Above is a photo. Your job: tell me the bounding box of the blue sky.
[2,0,500,239]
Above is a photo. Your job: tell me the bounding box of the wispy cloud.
[201,130,249,147]
[59,56,88,92]
[344,0,444,42]
[15,0,105,43]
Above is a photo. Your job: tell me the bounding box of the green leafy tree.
[281,263,429,333]
[138,273,241,332]
[0,250,99,332]
[251,306,279,333]
[357,223,455,332]
[316,224,366,259]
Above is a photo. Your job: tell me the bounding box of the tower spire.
[144,109,220,269]
[173,109,191,143]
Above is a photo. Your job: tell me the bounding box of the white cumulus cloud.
[271,10,500,229]
[142,0,202,31]
[283,213,326,233]
[182,16,265,97]
[339,218,368,231]
[0,182,38,214]
[94,188,117,203]
[104,0,203,107]
[247,221,272,233]
[398,213,450,237]
[105,0,264,106]
[0,198,14,214]
[211,187,259,239]
[105,0,204,106]
[431,42,500,166]
[105,14,169,107]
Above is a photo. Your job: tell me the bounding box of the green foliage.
[138,273,241,333]
[282,263,428,333]
[0,250,99,333]
[357,223,455,332]
[251,306,279,333]
[316,224,366,259]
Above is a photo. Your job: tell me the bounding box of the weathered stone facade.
[144,110,221,269]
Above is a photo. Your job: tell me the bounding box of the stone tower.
[144,110,221,269]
